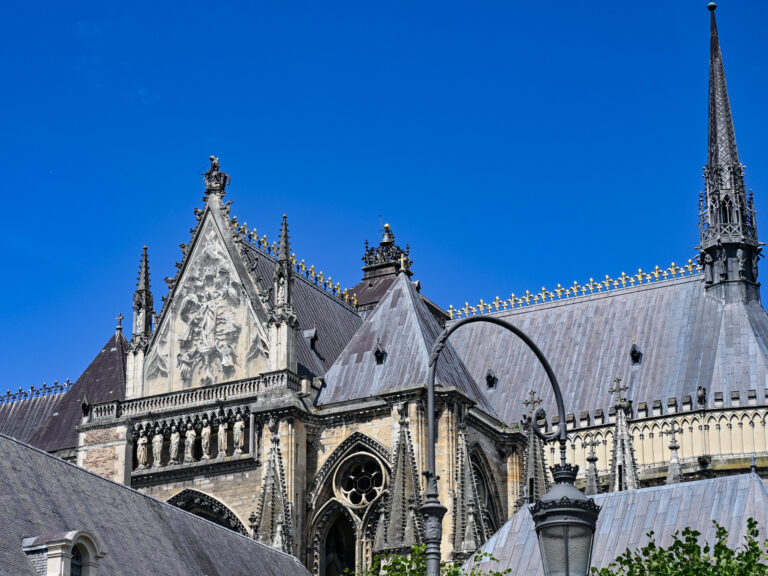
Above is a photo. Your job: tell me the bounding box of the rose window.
[333,453,386,508]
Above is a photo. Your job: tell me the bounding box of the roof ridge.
[393,276,499,416]
[238,226,360,313]
[0,432,305,565]
[1,379,73,405]
[448,259,703,319]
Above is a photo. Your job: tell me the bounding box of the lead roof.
[318,273,496,414]
[463,472,768,575]
[449,275,768,426]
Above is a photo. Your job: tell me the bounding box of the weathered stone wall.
[543,406,768,486]
[76,424,132,484]
[139,467,262,532]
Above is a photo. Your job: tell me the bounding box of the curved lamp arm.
[426,315,568,488]
[421,315,569,576]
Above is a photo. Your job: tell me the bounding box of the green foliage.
[592,518,768,576]
[344,544,511,576]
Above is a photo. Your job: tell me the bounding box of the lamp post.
[422,316,599,576]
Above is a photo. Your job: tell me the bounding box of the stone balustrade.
[90,371,300,424]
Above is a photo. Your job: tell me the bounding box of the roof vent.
[485,366,498,390]
[374,341,387,365]
[302,327,318,350]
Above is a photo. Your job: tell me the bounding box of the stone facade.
[11,9,766,576]
[73,147,768,575]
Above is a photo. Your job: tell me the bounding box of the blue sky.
[1,1,766,392]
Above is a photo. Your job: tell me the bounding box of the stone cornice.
[132,454,259,487]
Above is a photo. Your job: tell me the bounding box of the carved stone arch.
[310,498,360,576]
[468,444,503,535]
[168,489,247,535]
[360,490,387,540]
[307,431,392,511]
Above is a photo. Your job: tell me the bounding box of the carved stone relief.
[144,217,269,394]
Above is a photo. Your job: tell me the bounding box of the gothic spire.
[699,3,761,299]
[277,214,291,263]
[451,406,488,560]
[253,418,292,553]
[130,246,154,348]
[707,2,739,171]
[515,390,551,509]
[268,215,299,372]
[137,246,151,298]
[376,402,422,555]
[608,345,642,492]
[272,214,296,313]
[584,438,601,496]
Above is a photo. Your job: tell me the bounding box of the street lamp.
[423,316,599,576]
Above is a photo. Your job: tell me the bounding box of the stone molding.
[168,489,248,535]
[88,371,300,425]
[131,454,259,487]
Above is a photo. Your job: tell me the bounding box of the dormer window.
[71,546,84,576]
[22,530,102,576]
[373,342,387,365]
[485,367,498,390]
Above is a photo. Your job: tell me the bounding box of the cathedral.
[1,4,767,576]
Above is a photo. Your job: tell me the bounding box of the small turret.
[350,223,415,315]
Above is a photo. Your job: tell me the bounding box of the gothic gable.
[144,212,269,395]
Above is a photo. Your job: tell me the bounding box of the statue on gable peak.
[204,155,231,194]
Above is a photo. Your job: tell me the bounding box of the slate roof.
[0,433,310,576]
[449,275,768,425]
[318,274,496,414]
[0,331,128,453]
[0,393,61,446]
[244,244,363,377]
[348,271,399,314]
[463,473,768,575]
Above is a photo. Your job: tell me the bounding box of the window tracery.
[333,453,386,508]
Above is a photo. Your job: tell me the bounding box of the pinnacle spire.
[131,246,154,343]
[268,215,299,372]
[516,390,551,509]
[608,347,641,492]
[137,246,151,294]
[376,402,422,555]
[584,438,601,496]
[277,214,290,262]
